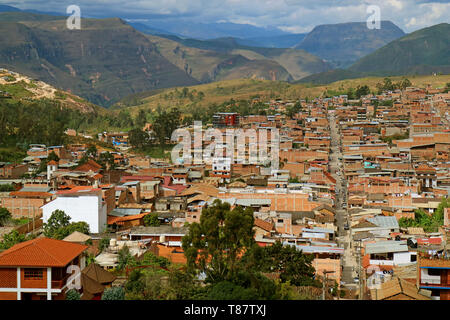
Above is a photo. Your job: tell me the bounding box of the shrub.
[101,287,125,300]
[66,289,81,300]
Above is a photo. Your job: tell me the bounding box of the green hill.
[349,23,450,75]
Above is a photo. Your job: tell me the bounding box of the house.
[364,240,416,267]
[41,186,107,234]
[0,163,28,179]
[0,238,88,300]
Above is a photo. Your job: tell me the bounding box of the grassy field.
[114,74,450,116]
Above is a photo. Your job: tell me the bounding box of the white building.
[41,188,107,234]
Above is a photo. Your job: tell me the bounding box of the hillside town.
[0,82,449,301]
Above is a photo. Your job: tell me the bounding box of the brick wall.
[1,198,45,218]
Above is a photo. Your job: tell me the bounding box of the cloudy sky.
[3,0,450,33]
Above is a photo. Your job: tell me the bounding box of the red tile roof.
[254,218,274,232]
[0,238,88,267]
[75,160,102,172]
[56,186,101,195]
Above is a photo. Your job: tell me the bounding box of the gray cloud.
[2,0,449,33]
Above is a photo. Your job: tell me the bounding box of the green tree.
[0,207,12,226]
[99,237,110,253]
[47,151,60,162]
[128,128,150,148]
[117,245,134,270]
[86,145,98,158]
[44,210,71,238]
[0,230,30,250]
[135,109,148,129]
[43,210,90,239]
[355,85,370,99]
[241,241,320,287]
[152,108,181,146]
[98,151,116,170]
[143,213,160,227]
[182,200,255,283]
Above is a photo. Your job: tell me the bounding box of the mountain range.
[0,11,331,106]
[0,4,448,106]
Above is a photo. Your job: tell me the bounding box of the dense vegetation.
[399,198,450,233]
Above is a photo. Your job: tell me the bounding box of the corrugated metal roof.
[109,208,142,217]
[283,242,344,254]
[367,216,399,229]
[236,198,272,206]
[365,240,408,254]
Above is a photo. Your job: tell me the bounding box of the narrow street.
[328,111,357,288]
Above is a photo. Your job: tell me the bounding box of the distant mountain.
[128,22,180,37]
[298,23,450,84]
[236,34,307,48]
[135,20,289,40]
[349,23,450,76]
[0,13,199,107]
[0,5,21,12]
[0,4,66,17]
[295,21,405,68]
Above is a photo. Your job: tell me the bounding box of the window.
[24,268,44,280]
[428,269,441,276]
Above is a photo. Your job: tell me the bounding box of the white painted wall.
[421,269,441,284]
[393,252,415,264]
[42,193,106,233]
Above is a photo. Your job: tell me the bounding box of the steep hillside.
[295,21,405,68]
[0,13,199,107]
[145,34,293,82]
[349,23,450,75]
[152,35,331,81]
[0,68,105,114]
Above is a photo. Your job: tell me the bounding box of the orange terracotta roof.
[47,160,58,166]
[75,160,102,172]
[0,237,88,267]
[107,212,149,225]
[254,218,274,232]
[56,186,101,195]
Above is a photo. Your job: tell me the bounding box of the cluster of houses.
[0,83,449,300]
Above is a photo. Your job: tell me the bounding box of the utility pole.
[358,239,363,300]
[322,270,335,300]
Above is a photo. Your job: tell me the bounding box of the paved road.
[328,112,357,286]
